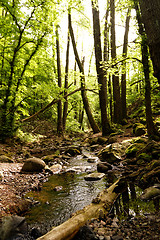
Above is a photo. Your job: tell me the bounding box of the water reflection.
[113,181,159,220]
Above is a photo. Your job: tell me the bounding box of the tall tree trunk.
[110,0,122,123]
[63,27,70,131]
[68,11,100,134]
[134,0,159,137]
[138,0,160,84]
[121,8,131,120]
[91,0,111,135]
[56,26,63,135]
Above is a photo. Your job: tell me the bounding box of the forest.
[0,0,159,141]
[0,0,160,240]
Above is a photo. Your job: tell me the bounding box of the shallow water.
[25,153,107,234]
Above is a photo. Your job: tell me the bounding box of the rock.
[97,162,112,173]
[64,146,81,156]
[98,137,108,144]
[84,172,105,181]
[53,186,63,191]
[0,215,27,240]
[21,157,46,172]
[50,164,62,174]
[98,139,134,164]
[140,185,160,200]
[134,124,146,136]
[98,144,121,164]
[65,166,92,174]
[0,155,13,163]
[73,225,99,240]
[30,227,42,238]
[87,157,98,163]
[42,154,59,164]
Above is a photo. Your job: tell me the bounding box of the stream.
[25,149,108,235]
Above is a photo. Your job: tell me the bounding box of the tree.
[134,0,159,137]
[0,0,49,141]
[68,11,100,134]
[121,8,131,120]
[56,25,63,135]
[91,0,112,136]
[110,0,122,123]
[138,0,160,84]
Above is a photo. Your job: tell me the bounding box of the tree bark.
[56,26,63,135]
[68,11,100,134]
[37,179,121,240]
[91,0,111,136]
[138,0,160,84]
[110,0,122,124]
[63,27,70,130]
[121,8,131,120]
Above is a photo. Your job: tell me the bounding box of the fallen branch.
[37,179,121,240]
[21,87,81,123]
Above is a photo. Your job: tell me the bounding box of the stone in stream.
[49,164,62,174]
[84,172,105,181]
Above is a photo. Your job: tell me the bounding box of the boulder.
[133,123,146,136]
[21,157,46,172]
[98,139,134,164]
[0,155,13,163]
[97,162,112,173]
[84,172,105,181]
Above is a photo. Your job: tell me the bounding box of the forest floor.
[0,122,160,239]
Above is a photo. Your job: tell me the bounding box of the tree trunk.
[56,26,63,135]
[68,11,100,134]
[37,179,121,240]
[134,0,159,137]
[138,0,160,84]
[121,8,131,120]
[110,0,122,123]
[63,27,70,130]
[91,0,111,136]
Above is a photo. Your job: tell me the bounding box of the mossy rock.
[137,153,152,162]
[147,160,160,171]
[125,141,146,158]
[133,123,146,137]
[42,154,59,164]
[64,146,81,156]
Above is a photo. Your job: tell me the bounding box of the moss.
[125,142,146,158]
[137,153,152,162]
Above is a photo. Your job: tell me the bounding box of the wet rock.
[140,185,160,200]
[50,164,62,174]
[0,155,13,163]
[84,172,105,181]
[98,145,121,164]
[64,146,81,156]
[87,157,98,163]
[134,124,146,136]
[21,157,46,172]
[42,154,59,164]
[73,225,99,240]
[97,162,112,173]
[53,186,63,191]
[0,215,27,240]
[30,227,42,238]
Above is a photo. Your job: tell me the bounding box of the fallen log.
[37,179,122,240]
